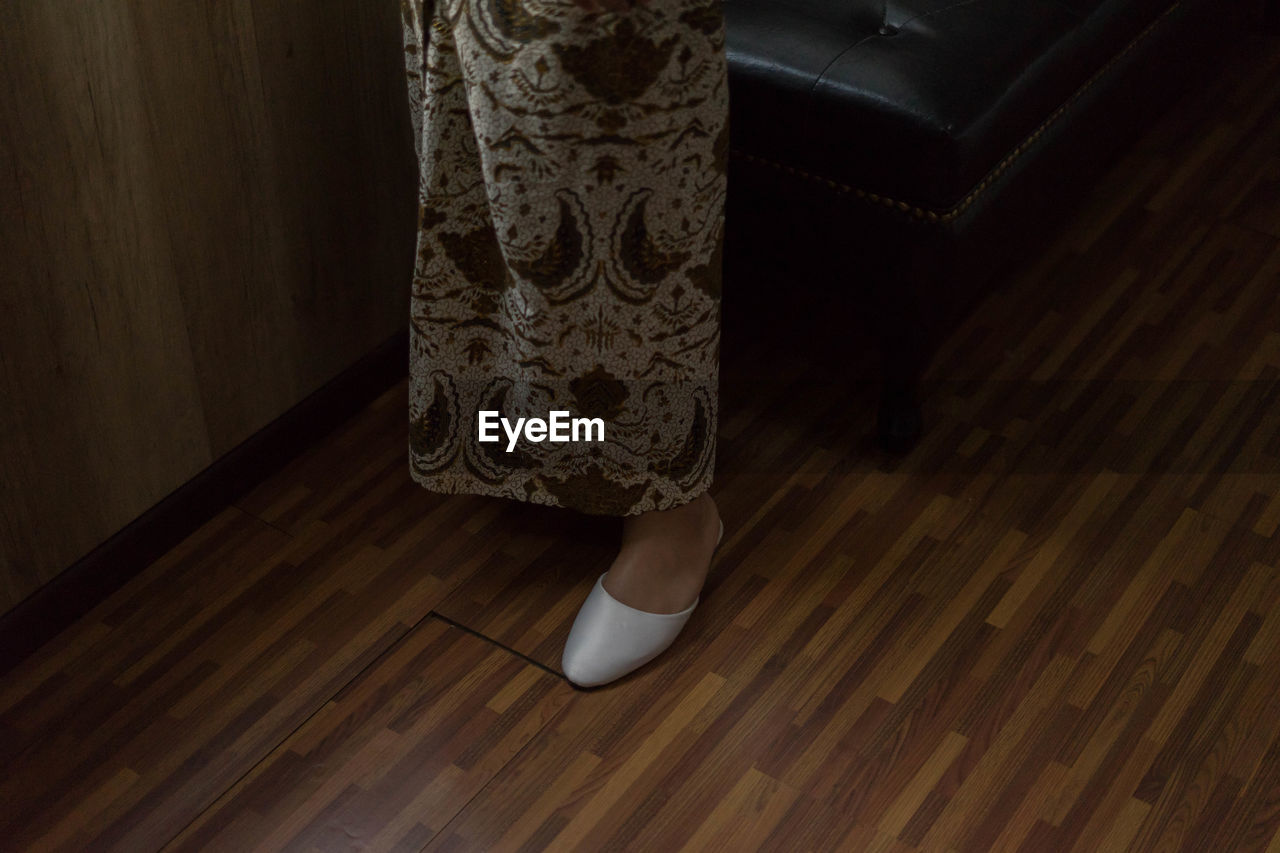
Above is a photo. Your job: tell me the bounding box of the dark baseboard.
[0,332,409,679]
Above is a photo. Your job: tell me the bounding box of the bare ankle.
[604,509,718,613]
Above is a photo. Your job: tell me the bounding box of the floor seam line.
[427,610,569,683]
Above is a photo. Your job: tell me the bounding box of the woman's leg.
[402,0,730,687]
[604,489,721,613]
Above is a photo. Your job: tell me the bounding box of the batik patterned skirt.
[400,0,729,516]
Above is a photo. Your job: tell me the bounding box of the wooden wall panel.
[0,0,419,614]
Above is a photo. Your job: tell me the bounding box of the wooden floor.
[4,31,1280,853]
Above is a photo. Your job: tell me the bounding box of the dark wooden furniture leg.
[878,370,924,454]
[873,255,927,455]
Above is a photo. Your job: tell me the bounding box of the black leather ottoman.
[723,0,1250,452]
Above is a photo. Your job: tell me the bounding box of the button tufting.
[878,24,899,36]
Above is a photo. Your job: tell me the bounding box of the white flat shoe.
[561,517,725,688]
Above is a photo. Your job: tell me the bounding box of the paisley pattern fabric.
[400,0,729,516]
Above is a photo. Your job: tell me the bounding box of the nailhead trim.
[729,1,1180,225]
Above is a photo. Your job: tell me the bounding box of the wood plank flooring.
[3,29,1279,853]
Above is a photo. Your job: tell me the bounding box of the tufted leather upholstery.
[721,0,1243,451]
[725,0,1209,218]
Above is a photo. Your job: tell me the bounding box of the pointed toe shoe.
[561,518,724,688]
